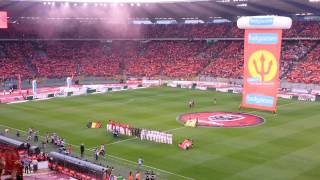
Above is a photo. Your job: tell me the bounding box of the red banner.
[0,11,8,29]
[241,29,282,112]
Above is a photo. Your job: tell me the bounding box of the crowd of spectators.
[124,41,209,78]
[78,42,121,77]
[29,41,122,78]
[226,23,244,38]
[1,20,319,39]
[201,41,230,58]
[0,38,319,84]
[31,42,78,78]
[280,40,317,78]
[297,22,320,38]
[202,41,244,79]
[286,43,320,84]
[0,42,34,79]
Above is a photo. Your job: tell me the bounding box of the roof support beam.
[282,0,320,15]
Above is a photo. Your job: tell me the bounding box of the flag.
[184,119,197,127]
[0,11,8,29]
[87,121,102,128]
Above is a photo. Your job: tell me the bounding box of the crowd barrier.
[0,125,173,179]
[163,80,320,102]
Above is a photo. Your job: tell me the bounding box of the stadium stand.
[1,0,320,179]
[0,42,34,79]
[0,21,319,39]
[78,42,121,77]
[124,41,209,78]
[280,40,317,78]
[202,41,244,79]
[31,42,78,78]
[0,39,319,83]
[286,43,320,84]
[0,22,319,84]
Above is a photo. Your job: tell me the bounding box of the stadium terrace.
[0,0,320,180]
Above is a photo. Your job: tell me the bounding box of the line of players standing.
[106,120,173,144]
[140,129,172,144]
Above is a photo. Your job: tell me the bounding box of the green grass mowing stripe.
[0,123,194,180]
[197,109,320,155]
[104,99,300,147]
[290,161,320,180]
[220,125,320,177]
[1,87,319,180]
[224,142,320,180]
[104,91,318,179]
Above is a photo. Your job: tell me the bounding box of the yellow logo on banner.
[248,50,278,82]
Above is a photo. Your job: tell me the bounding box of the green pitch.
[1,87,320,180]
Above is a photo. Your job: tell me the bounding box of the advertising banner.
[241,29,282,111]
[238,16,292,112]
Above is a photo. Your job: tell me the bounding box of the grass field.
[1,87,320,180]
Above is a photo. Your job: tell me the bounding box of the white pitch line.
[100,100,300,179]
[0,100,301,180]
[106,154,195,180]
[0,124,194,180]
[164,126,186,132]
[87,146,99,151]
[106,137,137,146]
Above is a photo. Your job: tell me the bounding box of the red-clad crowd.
[78,42,120,77]
[0,42,34,79]
[124,42,163,77]
[31,42,78,78]
[124,41,209,78]
[0,38,319,84]
[202,41,244,79]
[280,40,316,78]
[1,21,319,39]
[286,44,320,84]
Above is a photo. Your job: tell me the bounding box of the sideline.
[0,124,195,180]
[107,154,195,180]
[0,101,300,180]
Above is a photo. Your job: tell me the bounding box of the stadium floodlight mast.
[13,0,209,3]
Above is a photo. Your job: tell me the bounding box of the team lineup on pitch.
[0,2,320,179]
[2,86,319,180]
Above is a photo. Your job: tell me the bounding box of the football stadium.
[0,0,320,180]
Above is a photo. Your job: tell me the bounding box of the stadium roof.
[1,0,320,21]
